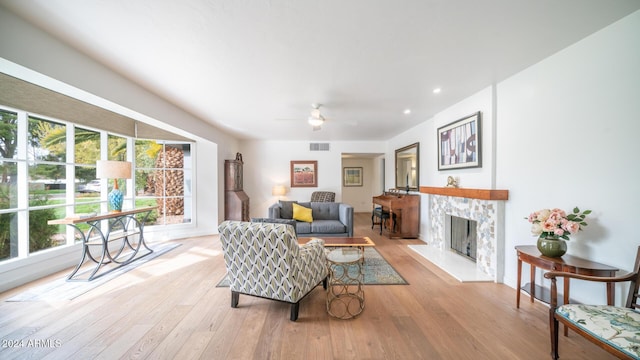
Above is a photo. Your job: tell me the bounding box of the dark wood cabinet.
[225,159,243,191]
[224,159,249,221]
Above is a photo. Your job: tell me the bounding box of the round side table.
[326,248,365,319]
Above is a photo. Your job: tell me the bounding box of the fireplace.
[446,215,477,262]
[410,187,508,283]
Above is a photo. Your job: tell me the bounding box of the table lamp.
[272,185,287,199]
[96,160,132,212]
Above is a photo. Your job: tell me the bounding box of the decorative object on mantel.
[526,207,591,258]
[445,176,458,188]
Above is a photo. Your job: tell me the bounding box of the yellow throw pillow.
[292,203,313,222]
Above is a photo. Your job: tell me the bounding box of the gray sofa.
[268,201,354,237]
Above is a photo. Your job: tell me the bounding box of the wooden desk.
[372,193,419,238]
[515,245,618,308]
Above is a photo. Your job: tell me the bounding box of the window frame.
[0,104,195,263]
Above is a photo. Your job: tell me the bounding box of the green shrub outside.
[28,196,58,253]
[0,186,57,260]
[0,212,16,260]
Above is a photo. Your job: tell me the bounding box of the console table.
[515,245,619,336]
[48,207,156,281]
[515,245,619,308]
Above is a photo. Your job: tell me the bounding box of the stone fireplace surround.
[413,187,508,283]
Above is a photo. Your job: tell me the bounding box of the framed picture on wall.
[437,111,482,170]
[343,167,363,187]
[290,160,318,187]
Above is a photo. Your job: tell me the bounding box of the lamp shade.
[272,185,286,196]
[96,160,131,212]
[96,160,132,180]
[308,116,324,127]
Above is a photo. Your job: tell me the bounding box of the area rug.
[5,242,181,302]
[216,247,407,287]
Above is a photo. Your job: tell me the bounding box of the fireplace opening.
[446,215,477,262]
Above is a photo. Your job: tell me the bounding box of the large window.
[0,109,19,260]
[27,116,67,254]
[71,127,101,239]
[0,106,194,262]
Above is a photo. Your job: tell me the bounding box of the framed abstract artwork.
[343,167,363,187]
[290,160,318,187]
[437,112,482,170]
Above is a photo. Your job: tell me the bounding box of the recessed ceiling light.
[403,109,411,115]
[433,88,441,94]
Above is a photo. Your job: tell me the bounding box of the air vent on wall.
[309,143,330,151]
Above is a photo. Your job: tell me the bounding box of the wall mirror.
[395,142,419,191]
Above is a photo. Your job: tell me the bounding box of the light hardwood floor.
[0,213,615,359]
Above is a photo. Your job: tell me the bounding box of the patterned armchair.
[310,191,335,202]
[218,220,328,321]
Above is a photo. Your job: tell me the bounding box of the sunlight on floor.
[136,243,222,277]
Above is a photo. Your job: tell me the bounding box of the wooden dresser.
[372,192,420,238]
[224,159,249,221]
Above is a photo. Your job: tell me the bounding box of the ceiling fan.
[307,103,325,131]
[275,103,333,130]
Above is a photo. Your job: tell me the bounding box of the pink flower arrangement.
[526,207,590,241]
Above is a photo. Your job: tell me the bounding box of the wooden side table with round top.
[326,248,365,319]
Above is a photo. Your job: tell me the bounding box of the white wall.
[373,155,385,194]
[386,10,640,305]
[497,10,640,304]
[239,140,386,218]
[427,87,495,188]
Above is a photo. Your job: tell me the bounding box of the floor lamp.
[96,160,132,212]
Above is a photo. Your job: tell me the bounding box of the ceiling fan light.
[308,116,324,127]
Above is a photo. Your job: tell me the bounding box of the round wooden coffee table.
[326,248,365,319]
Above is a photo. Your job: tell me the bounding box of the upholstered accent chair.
[250,217,297,236]
[218,220,328,321]
[544,246,640,359]
[310,191,335,202]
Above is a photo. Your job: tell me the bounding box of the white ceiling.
[2,0,639,141]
